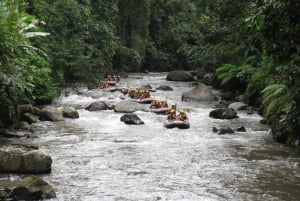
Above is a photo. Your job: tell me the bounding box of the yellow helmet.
[179,109,184,113]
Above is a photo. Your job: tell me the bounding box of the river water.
[22,73,300,200]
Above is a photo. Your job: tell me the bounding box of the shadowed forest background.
[0,0,299,148]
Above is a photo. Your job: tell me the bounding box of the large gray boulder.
[21,113,39,124]
[156,85,173,91]
[23,150,52,173]
[62,107,79,118]
[39,109,64,122]
[0,146,52,173]
[114,101,145,113]
[32,107,42,116]
[15,121,32,131]
[182,83,217,102]
[85,101,108,111]
[166,70,195,82]
[212,126,235,135]
[209,108,238,119]
[228,102,248,110]
[11,176,56,200]
[120,113,144,125]
[18,104,33,115]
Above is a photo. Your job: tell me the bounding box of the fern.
[216,64,236,85]
[262,84,291,118]
[216,63,255,86]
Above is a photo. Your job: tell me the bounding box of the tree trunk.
[118,0,150,56]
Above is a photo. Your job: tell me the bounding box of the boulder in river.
[228,102,248,110]
[182,83,217,102]
[236,126,246,132]
[209,108,238,119]
[15,121,32,131]
[142,84,152,90]
[39,109,64,122]
[114,101,145,113]
[85,101,108,111]
[156,85,173,91]
[120,113,144,125]
[218,127,235,135]
[18,104,33,115]
[0,144,52,173]
[10,175,56,200]
[166,70,195,82]
[32,107,42,116]
[62,107,79,118]
[21,113,39,124]
[212,126,235,135]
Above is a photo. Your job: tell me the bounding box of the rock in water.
[182,83,216,102]
[114,101,145,113]
[62,107,79,118]
[228,102,248,110]
[156,85,173,91]
[18,104,33,115]
[120,113,144,125]
[11,176,56,200]
[218,127,235,135]
[166,70,195,82]
[236,126,246,132]
[85,101,108,111]
[0,147,52,173]
[209,108,238,119]
[22,113,39,124]
[39,109,64,122]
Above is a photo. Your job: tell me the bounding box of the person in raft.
[177,109,188,121]
[106,75,112,81]
[161,100,168,108]
[150,100,159,109]
[167,104,177,114]
[167,109,177,121]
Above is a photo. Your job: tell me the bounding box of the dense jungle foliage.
[1,0,299,147]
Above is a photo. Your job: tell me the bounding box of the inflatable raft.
[145,107,169,114]
[164,120,190,129]
[102,87,118,92]
[106,80,118,86]
[131,97,154,104]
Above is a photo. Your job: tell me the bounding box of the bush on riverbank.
[213,1,300,148]
[0,1,57,126]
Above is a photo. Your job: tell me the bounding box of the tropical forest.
[0,0,299,200]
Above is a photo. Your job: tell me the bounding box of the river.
[16,73,300,200]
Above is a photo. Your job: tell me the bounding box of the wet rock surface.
[85,101,108,111]
[182,83,216,102]
[120,113,145,125]
[0,142,52,174]
[0,175,56,201]
[114,101,146,113]
[209,108,238,119]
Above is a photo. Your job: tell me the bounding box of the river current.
[16,73,300,200]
